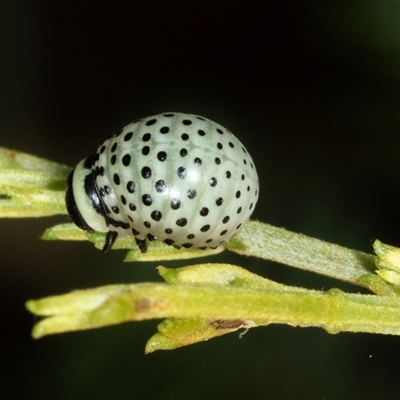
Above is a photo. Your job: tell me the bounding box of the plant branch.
[227,221,376,286]
[25,264,400,351]
[3,146,399,350]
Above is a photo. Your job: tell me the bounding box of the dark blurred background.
[2,1,400,399]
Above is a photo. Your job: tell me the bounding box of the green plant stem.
[3,146,395,348]
[227,221,376,286]
[43,221,376,287]
[26,280,400,339]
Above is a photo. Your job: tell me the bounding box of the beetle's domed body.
[66,112,259,252]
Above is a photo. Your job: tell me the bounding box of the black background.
[2,1,400,399]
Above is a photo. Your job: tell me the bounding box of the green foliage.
[3,146,400,352]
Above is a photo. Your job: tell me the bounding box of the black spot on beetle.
[146,119,157,126]
[170,199,181,210]
[141,166,152,179]
[151,210,162,221]
[124,131,133,141]
[142,194,152,206]
[200,207,209,216]
[122,154,131,166]
[176,218,187,227]
[157,151,167,161]
[127,181,136,193]
[177,167,187,178]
